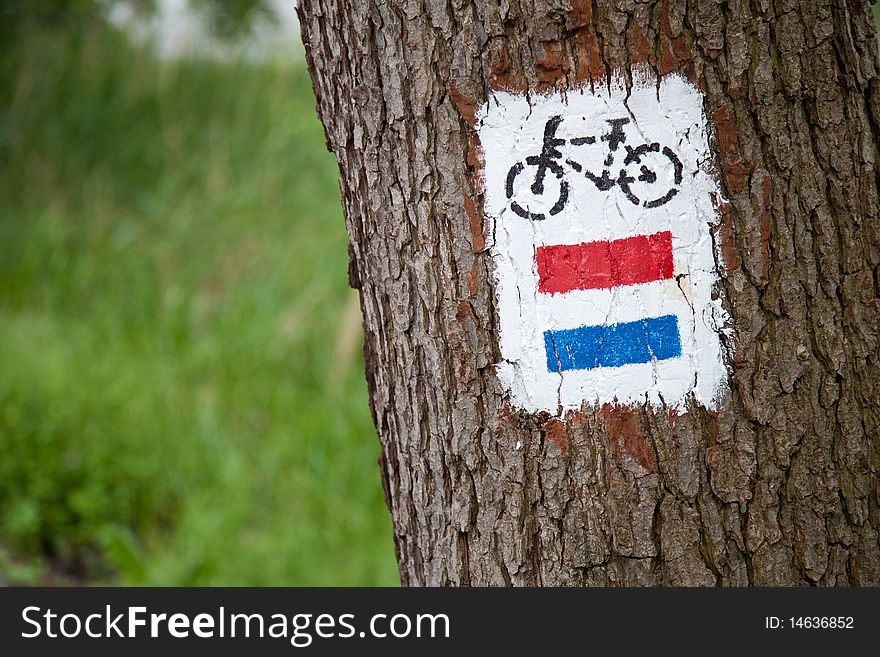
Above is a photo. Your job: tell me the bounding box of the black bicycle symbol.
[505,116,684,220]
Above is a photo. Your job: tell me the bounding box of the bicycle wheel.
[617,143,684,208]
[505,158,569,221]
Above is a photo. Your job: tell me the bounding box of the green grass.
[0,25,398,585]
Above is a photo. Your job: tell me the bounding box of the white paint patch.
[477,74,730,413]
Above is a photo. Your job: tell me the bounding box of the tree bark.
[297,0,880,586]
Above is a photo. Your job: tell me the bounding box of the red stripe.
[536,231,674,294]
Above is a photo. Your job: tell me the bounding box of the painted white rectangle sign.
[478,75,729,413]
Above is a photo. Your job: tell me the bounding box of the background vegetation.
[0,14,397,585]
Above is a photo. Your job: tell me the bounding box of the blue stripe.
[544,315,682,372]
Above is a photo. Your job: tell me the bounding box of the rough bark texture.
[298,0,880,586]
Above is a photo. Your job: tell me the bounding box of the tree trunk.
[297,0,880,586]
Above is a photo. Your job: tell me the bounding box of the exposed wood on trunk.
[298,0,880,586]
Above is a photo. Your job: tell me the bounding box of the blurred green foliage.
[189,0,276,39]
[1,1,275,52]
[0,22,397,585]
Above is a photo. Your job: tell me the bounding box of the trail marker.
[478,75,729,412]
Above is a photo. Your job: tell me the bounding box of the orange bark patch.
[536,41,569,90]
[464,194,484,253]
[448,79,485,255]
[466,260,479,297]
[468,139,485,193]
[566,0,592,29]
[568,0,604,84]
[657,0,698,85]
[449,78,479,128]
[455,299,472,323]
[499,402,521,428]
[565,408,590,427]
[542,418,568,455]
[600,405,656,473]
[723,160,753,195]
[629,21,654,69]
[715,200,741,271]
[713,103,739,158]
[713,103,753,194]
[487,40,527,93]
